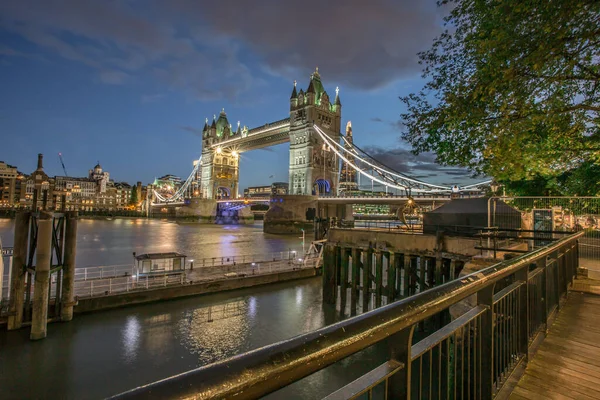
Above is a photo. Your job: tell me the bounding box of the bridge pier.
[264,195,316,234]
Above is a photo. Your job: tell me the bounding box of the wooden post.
[450,259,457,281]
[60,211,78,321]
[375,251,383,308]
[435,257,443,288]
[7,211,30,330]
[362,248,373,312]
[403,255,410,297]
[340,247,348,313]
[322,244,336,304]
[386,252,396,303]
[419,256,427,293]
[350,247,361,316]
[31,211,53,340]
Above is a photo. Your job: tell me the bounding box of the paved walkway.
[510,292,600,400]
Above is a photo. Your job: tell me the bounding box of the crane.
[58,152,68,176]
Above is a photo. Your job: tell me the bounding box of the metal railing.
[73,259,316,299]
[111,230,583,400]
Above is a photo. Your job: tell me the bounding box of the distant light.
[216,147,222,154]
[251,262,256,266]
[232,150,238,157]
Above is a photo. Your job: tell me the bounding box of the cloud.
[168,0,446,89]
[361,145,479,185]
[0,0,256,100]
[0,0,446,98]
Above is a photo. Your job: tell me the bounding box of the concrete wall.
[327,228,481,258]
[175,199,217,222]
[74,268,317,314]
[264,195,317,234]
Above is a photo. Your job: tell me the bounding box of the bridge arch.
[216,186,231,199]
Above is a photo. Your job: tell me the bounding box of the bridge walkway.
[509,292,600,400]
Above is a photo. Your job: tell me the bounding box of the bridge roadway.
[215,194,462,205]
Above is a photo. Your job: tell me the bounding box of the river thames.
[0,218,387,399]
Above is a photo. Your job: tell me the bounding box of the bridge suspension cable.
[152,156,202,205]
[313,124,491,193]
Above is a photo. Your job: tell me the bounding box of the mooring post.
[31,210,53,340]
[7,211,30,331]
[61,211,78,322]
[419,256,427,293]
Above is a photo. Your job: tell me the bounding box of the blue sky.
[0,0,481,190]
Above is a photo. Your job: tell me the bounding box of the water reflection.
[122,316,140,364]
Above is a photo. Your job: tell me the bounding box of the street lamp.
[490,181,499,195]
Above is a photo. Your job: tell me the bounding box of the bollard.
[61,211,78,321]
[7,211,30,331]
[31,211,53,340]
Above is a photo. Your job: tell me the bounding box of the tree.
[129,187,138,206]
[401,0,600,191]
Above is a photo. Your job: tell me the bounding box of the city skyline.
[0,1,485,189]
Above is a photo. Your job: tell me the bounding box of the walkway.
[510,292,600,400]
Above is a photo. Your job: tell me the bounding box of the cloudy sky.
[0,0,481,190]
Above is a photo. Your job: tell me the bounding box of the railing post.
[387,325,415,399]
[552,250,560,312]
[477,283,495,398]
[537,257,548,330]
[515,266,529,360]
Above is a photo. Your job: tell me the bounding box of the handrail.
[111,230,584,400]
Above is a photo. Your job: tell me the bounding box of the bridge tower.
[289,68,341,195]
[200,110,240,199]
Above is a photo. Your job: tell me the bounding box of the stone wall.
[175,199,217,222]
[264,195,317,234]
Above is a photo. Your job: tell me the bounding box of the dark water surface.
[0,219,386,399]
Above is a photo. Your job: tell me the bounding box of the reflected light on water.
[296,287,303,306]
[248,296,257,318]
[122,316,141,364]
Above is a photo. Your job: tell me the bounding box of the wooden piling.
[374,251,383,308]
[31,211,53,340]
[60,211,78,322]
[403,255,411,297]
[386,252,396,303]
[362,248,373,311]
[340,247,348,312]
[7,211,30,330]
[350,248,361,315]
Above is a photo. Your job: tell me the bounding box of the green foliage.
[401,0,600,191]
[129,187,138,206]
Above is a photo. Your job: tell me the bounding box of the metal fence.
[492,196,599,266]
[111,230,583,400]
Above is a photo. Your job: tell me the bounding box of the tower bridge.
[150,68,491,232]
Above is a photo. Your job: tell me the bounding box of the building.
[0,161,18,208]
[17,154,141,212]
[89,163,110,193]
[339,121,358,194]
[114,182,132,209]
